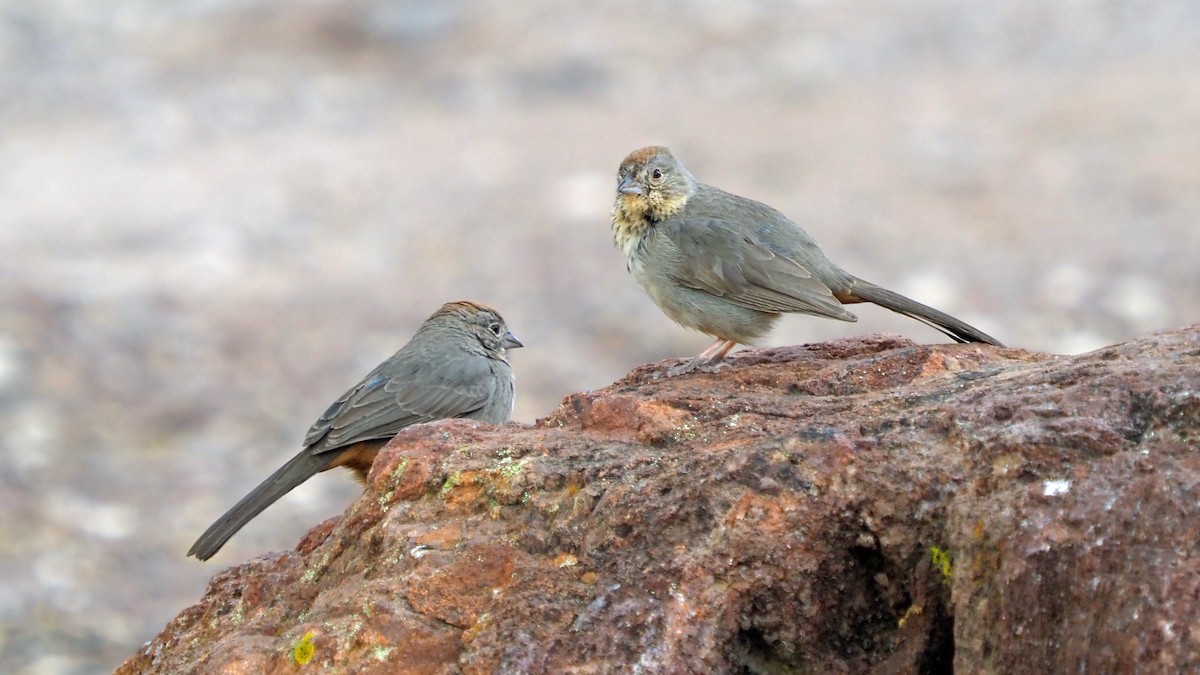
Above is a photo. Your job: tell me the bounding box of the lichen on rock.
[120,327,1200,674]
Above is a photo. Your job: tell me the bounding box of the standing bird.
[188,301,522,561]
[611,145,1002,367]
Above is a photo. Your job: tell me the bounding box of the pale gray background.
[2,1,1198,672]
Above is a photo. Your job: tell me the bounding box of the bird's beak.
[618,176,643,196]
[502,331,523,349]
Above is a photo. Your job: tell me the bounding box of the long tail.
[841,278,1003,346]
[187,450,332,561]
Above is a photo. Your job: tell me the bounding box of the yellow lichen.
[376,489,395,509]
[897,604,923,628]
[292,631,316,665]
[930,546,953,584]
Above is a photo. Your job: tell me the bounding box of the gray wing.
[302,352,496,455]
[657,218,856,320]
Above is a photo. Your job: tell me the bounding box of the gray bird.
[188,300,521,561]
[611,145,1002,366]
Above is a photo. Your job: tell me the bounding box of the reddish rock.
[119,327,1200,674]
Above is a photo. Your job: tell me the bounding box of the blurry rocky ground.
[0,0,1197,672]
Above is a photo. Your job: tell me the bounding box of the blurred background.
[2,0,1198,671]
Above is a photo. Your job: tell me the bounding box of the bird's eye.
[651,168,663,180]
[489,322,502,335]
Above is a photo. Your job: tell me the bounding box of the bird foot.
[659,357,730,378]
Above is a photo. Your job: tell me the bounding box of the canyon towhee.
[611,145,1002,366]
[187,300,522,561]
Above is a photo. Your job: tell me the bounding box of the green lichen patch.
[439,472,463,497]
[303,551,332,584]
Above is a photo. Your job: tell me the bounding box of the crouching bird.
[188,300,521,561]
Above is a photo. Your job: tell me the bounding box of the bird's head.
[613,145,696,223]
[431,301,522,360]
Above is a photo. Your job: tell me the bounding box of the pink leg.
[707,339,737,363]
[698,338,729,360]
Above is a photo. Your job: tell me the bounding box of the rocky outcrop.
[120,327,1200,674]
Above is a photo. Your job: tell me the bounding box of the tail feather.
[847,279,1003,346]
[187,450,332,561]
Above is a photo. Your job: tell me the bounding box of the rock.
[119,327,1200,674]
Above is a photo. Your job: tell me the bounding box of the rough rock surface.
[121,327,1200,674]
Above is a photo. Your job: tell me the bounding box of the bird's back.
[684,183,851,287]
